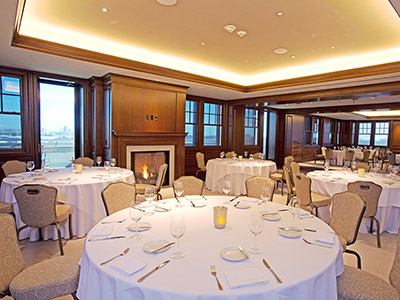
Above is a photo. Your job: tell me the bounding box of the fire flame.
[142,165,149,179]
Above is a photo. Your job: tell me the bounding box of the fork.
[303,238,332,249]
[210,265,223,290]
[100,248,130,265]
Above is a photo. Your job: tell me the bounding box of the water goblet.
[26,161,35,172]
[222,180,231,196]
[111,158,117,168]
[260,186,270,212]
[129,202,144,240]
[144,186,156,216]
[104,161,111,171]
[324,161,330,172]
[220,151,225,160]
[289,205,301,230]
[96,156,102,167]
[170,214,186,259]
[244,151,248,158]
[248,212,264,255]
[174,181,185,208]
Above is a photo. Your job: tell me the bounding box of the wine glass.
[129,202,144,240]
[244,151,248,158]
[170,214,186,259]
[144,186,155,216]
[260,186,270,211]
[222,180,231,204]
[289,205,301,230]
[174,181,185,208]
[26,161,35,172]
[220,151,225,160]
[104,161,111,171]
[71,163,77,174]
[96,156,102,167]
[111,158,116,168]
[248,212,264,255]
[324,161,330,172]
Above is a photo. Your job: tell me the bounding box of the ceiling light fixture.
[224,25,236,33]
[330,46,335,49]
[237,30,247,37]
[102,8,109,13]
[273,48,288,54]
[354,110,400,117]
[290,55,295,59]
[276,11,283,16]
[157,0,177,6]
[201,42,206,46]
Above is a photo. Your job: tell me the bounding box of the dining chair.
[0,202,15,219]
[330,191,366,269]
[321,146,327,157]
[195,152,206,179]
[347,181,383,248]
[336,228,400,300]
[0,214,80,300]
[135,163,168,200]
[245,176,275,201]
[13,184,73,256]
[354,162,370,172]
[290,161,301,177]
[293,173,331,217]
[343,149,354,167]
[173,176,204,196]
[73,157,94,167]
[1,160,27,176]
[252,152,263,159]
[325,149,337,165]
[387,151,399,169]
[225,152,234,158]
[379,148,389,170]
[312,148,325,164]
[101,182,136,216]
[361,150,371,164]
[283,166,296,205]
[269,156,294,196]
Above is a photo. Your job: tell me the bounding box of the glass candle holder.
[238,155,243,161]
[358,168,365,176]
[213,206,227,229]
[76,164,83,173]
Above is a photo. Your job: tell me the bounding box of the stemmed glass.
[324,160,330,173]
[129,202,144,240]
[244,151,248,158]
[144,186,156,216]
[26,161,35,172]
[170,214,186,259]
[248,212,264,255]
[104,161,111,171]
[260,186,270,212]
[96,156,102,167]
[289,204,301,230]
[174,181,185,208]
[111,158,116,168]
[222,180,231,204]
[220,151,225,160]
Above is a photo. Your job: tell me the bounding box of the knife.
[137,260,170,282]
[237,245,249,259]
[151,242,175,253]
[175,197,181,203]
[190,200,196,207]
[262,258,282,283]
[155,206,169,212]
[88,235,125,242]
[229,195,240,202]
[234,201,240,207]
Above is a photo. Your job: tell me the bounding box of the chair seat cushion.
[337,265,399,300]
[311,192,331,207]
[135,183,156,194]
[55,205,72,223]
[270,173,283,181]
[0,202,13,214]
[9,253,80,300]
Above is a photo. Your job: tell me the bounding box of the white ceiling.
[1,0,400,104]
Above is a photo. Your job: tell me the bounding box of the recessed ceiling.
[16,0,400,86]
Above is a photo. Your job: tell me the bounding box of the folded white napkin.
[185,195,204,201]
[299,211,312,217]
[239,197,258,203]
[109,256,147,277]
[17,179,32,184]
[91,224,114,237]
[315,231,335,245]
[225,267,269,289]
[154,204,172,211]
[58,177,71,181]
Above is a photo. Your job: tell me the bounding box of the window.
[185,100,198,146]
[351,122,356,145]
[358,122,372,145]
[304,117,312,145]
[312,119,320,144]
[0,75,22,149]
[244,108,259,145]
[264,110,276,160]
[204,103,222,146]
[374,122,389,146]
[336,122,341,145]
[328,120,335,144]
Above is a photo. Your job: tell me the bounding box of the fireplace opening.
[131,151,170,185]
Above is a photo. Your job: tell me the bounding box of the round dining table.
[0,166,134,240]
[308,170,400,234]
[205,158,277,195]
[77,196,343,300]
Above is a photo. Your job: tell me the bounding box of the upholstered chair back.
[253,152,263,159]
[388,152,397,165]
[0,214,24,296]
[102,182,136,216]
[389,228,400,294]
[325,149,335,160]
[283,166,294,196]
[330,191,366,245]
[344,150,354,161]
[2,160,26,176]
[13,185,58,227]
[225,152,233,158]
[321,146,327,157]
[73,157,94,167]
[174,176,204,196]
[155,163,168,191]
[245,176,275,200]
[290,162,301,177]
[196,152,206,171]
[293,173,312,209]
[362,150,371,162]
[354,162,370,172]
[347,181,382,218]
[284,156,294,169]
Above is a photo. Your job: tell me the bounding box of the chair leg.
[280,180,283,196]
[315,207,319,218]
[69,214,73,239]
[373,217,381,248]
[345,249,362,269]
[54,223,64,256]
[369,217,374,234]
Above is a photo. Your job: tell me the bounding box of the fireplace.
[126,145,175,186]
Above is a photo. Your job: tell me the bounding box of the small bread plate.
[234,203,251,209]
[279,227,302,238]
[127,222,152,232]
[220,247,247,262]
[154,205,172,212]
[262,212,281,221]
[143,240,170,253]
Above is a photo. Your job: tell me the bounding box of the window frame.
[184,99,199,147]
[203,102,223,147]
[244,108,259,146]
[357,122,372,146]
[374,121,390,147]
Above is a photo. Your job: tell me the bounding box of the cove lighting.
[354,110,400,117]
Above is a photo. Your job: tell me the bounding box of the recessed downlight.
[237,30,247,37]
[201,42,206,46]
[273,48,288,54]
[102,8,109,13]
[290,55,296,59]
[330,46,335,49]
[224,25,236,33]
[157,0,177,6]
[276,11,283,16]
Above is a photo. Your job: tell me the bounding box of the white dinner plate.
[262,212,281,221]
[220,247,247,262]
[127,222,152,232]
[234,203,251,209]
[143,240,170,253]
[279,228,302,238]
[154,205,172,212]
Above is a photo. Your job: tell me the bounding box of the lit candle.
[213,206,227,229]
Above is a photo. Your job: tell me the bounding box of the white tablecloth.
[77,196,343,300]
[308,170,400,234]
[352,149,377,161]
[0,167,134,240]
[205,159,277,195]
[332,150,345,166]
